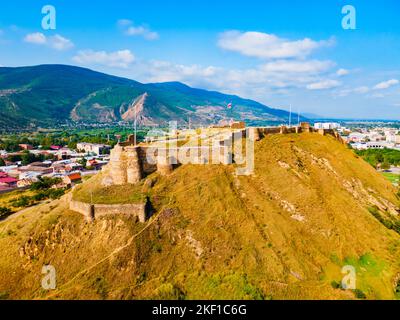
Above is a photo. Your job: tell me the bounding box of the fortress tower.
[108,144,127,185]
[105,135,143,185]
[126,146,143,183]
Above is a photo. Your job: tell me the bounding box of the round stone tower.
[157,155,173,175]
[126,146,143,184]
[109,144,127,185]
[250,127,261,141]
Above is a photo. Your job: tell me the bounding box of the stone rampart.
[70,200,146,222]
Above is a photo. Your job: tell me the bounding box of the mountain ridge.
[0,64,303,129]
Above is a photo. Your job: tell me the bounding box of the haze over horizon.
[1,0,400,119]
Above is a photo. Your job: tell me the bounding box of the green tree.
[7,154,22,163]
[78,157,87,167]
[0,207,12,220]
[21,151,36,166]
[381,161,390,170]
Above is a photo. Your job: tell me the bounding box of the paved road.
[389,167,400,174]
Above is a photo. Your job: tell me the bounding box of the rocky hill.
[0,65,299,129]
[0,132,399,300]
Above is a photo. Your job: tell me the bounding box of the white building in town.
[76,143,111,155]
[314,122,340,130]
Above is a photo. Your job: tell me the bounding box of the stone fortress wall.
[101,122,343,186]
[69,198,146,223]
[70,122,343,222]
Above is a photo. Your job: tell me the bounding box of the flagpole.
[297,106,300,126]
[134,102,137,145]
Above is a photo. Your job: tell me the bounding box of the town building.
[18,144,34,150]
[63,172,82,187]
[314,122,340,130]
[76,143,111,155]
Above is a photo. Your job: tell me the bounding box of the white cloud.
[24,32,46,44]
[338,86,370,96]
[72,49,135,68]
[306,80,341,90]
[260,60,334,74]
[141,56,338,101]
[145,60,220,83]
[23,32,73,50]
[336,68,349,76]
[217,31,334,59]
[373,79,399,90]
[369,93,385,98]
[352,86,369,94]
[118,19,159,40]
[49,34,74,50]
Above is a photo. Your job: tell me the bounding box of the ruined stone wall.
[70,200,146,222]
[317,128,344,143]
[102,123,343,184]
[137,146,157,174]
[94,203,146,222]
[261,127,281,135]
[70,200,94,222]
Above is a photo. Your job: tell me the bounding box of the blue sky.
[1,0,400,119]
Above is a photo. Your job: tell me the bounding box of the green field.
[382,172,400,185]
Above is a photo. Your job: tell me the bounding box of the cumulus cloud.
[217,31,334,59]
[373,79,399,90]
[336,86,369,97]
[141,56,337,99]
[118,19,159,40]
[260,60,334,74]
[72,49,135,68]
[338,80,399,97]
[306,79,341,90]
[144,60,220,84]
[128,30,339,99]
[24,32,46,44]
[49,35,74,50]
[336,68,349,76]
[23,32,73,50]
[370,93,385,98]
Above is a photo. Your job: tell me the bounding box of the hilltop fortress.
[70,122,343,222]
[101,122,342,185]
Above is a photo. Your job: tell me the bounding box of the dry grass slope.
[0,132,399,300]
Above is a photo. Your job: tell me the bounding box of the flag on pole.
[227,102,232,109]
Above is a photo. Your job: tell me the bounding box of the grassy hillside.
[0,65,297,129]
[0,133,399,300]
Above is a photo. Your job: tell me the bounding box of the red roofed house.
[63,172,82,187]
[0,172,8,178]
[0,176,18,188]
[19,144,34,150]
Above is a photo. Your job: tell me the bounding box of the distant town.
[0,141,111,194]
